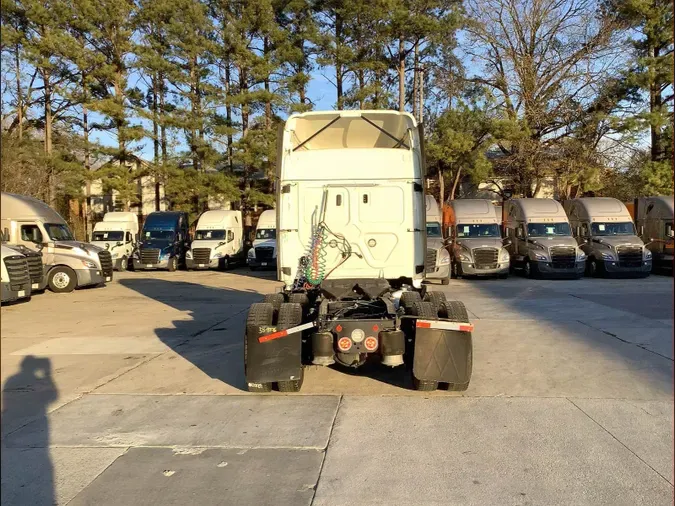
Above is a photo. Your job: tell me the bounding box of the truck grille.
[193,248,211,264]
[140,248,160,265]
[617,246,642,268]
[24,253,44,283]
[550,246,576,269]
[425,248,437,273]
[255,246,274,261]
[4,255,30,291]
[98,250,113,276]
[473,248,498,269]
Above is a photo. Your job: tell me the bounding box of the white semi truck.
[1,192,113,292]
[186,210,244,270]
[247,209,277,270]
[627,196,674,274]
[90,212,139,271]
[244,110,473,393]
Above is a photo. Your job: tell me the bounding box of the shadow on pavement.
[1,355,58,505]
[119,277,263,391]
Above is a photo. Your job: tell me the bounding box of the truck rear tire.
[424,291,447,314]
[263,293,285,320]
[276,302,304,392]
[48,266,77,293]
[411,301,440,391]
[400,291,422,314]
[444,300,470,322]
[245,303,275,392]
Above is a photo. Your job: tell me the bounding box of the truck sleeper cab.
[91,212,139,271]
[444,199,510,279]
[133,211,189,272]
[248,209,277,270]
[244,110,473,394]
[424,196,451,284]
[504,198,586,279]
[628,196,674,274]
[186,210,243,270]
[564,197,651,278]
[1,192,112,292]
[1,245,32,304]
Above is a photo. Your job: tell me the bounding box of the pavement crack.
[577,320,673,362]
[310,394,343,505]
[567,398,673,487]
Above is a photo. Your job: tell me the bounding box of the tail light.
[337,337,352,352]
[364,336,378,351]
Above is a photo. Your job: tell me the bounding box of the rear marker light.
[364,337,378,351]
[335,324,343,332]
[372,324,379,332]
[338,337,352,352]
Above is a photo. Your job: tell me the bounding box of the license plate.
[31,283,38,289]
[105,277,111,282]
[146,264,152,268]
[199,264,205,267]
[261,262,267,266]
[18,290,25,297]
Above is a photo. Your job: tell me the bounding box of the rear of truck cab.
[564,197,651,277]
[504,198,585,279]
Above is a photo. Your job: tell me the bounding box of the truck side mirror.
[639,225,644,236]
[503,238,512,247]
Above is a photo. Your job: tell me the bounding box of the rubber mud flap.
[413,328,472,384]
[245,323,303,384]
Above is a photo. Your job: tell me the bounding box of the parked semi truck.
[247,209,277,270]
[91,212,139,271]
[2,243,47,292]
[1,192,112,292]
[627,196,674,274]
[503,198,586,278]
[186,210,243,270]
[563,197,651,277]
[244,110,473,393]
[424,196,450,284]
[1,244,32,304]
[133,211,189,271]
[444,199,510,279]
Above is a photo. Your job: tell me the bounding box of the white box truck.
[1,192,113,292]
[503,198,586,278]
[1,244,32,304]
[424,195,451,284]
[563,197,651,277]
[244,110,473,393]
[247,209,277,270]
[91,212,139,271]
[186,210,244,270]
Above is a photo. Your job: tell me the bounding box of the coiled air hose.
[303,224,328,286]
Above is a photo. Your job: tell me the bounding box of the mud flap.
[412,327,472,384]
[245,324,303,384]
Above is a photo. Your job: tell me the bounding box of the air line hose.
[304,224,328,285]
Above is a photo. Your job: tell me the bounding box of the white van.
[1,192,112,292]
[186,210,244,270]
[1,244,32,303]
[91,212,139,271]
[247,209,277,270]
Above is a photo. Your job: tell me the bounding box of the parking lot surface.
[1,269,673,505]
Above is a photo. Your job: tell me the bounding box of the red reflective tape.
[459,324,474,332]
[416,321,431,328]
[258,329,288,343]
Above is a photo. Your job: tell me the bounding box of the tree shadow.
[1,355,58,505]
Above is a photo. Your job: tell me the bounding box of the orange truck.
[626,197,674,273]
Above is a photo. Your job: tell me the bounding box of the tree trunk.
[398,37,405,112]
[240,66,249,137]
[264,37,272,129]
[225,64,233,171]
[335,13,344,109]
[153,74,160,211]
[450,167,461,200]
[83,71,92,238]
[649,42,662,162]
[15,48,23,141]
[438,164,444,205]
[412,42,418,120]
[44,70,55,206]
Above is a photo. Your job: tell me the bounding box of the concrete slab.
[1,447,126,506]
[10,337,174,356]
[313,397,674,506]
[67,447,322,506]
[6,394,339,449]
[571,399,675,484]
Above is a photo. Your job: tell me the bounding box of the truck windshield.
[92,231,124,241]
[256,229,276,240]
[195,230,226,240]
[426,222,442,237]
[143,230,174,241]
[591,222,635,236]
[527,223,571,237]
[456,224,500,238]
[44,223,74,241]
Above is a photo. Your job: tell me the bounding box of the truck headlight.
[213,252,223,259]
[499,249,510,262]
[644,249,652,259]
[439,252,450,265]
[186,251,192,259]
[81,260,97,268]
[459,253,471,262]
[576,249,586,261]
[248,249,255,258]
[534,253,547,261]
[601,252,614,260]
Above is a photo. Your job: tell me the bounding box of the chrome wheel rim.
[53,272,70,289]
